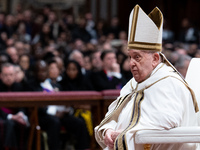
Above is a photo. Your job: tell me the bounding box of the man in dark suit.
[90,50,126,91]
[0,63,29,150]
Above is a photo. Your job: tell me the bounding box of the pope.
[94,4,199,150]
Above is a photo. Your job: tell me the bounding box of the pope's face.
[128,49,155,83]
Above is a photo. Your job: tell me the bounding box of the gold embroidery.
[128,43,162,51]
[129,41,162,46]
[144,144,151,150]
[115,90,144,150]
[160,52,199,112]
[130,5,139,42]
[113,73,198,150]
[130,79,134,90]
[148,7,163,29]
[98,65,198,149]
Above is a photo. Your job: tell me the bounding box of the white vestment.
[95,63,198,150]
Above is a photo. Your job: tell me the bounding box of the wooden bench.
[0,90,120,150]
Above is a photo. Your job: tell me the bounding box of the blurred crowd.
[0,3,200,150]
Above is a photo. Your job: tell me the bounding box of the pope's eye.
[135,55,141,61]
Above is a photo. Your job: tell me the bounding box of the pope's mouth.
[132,70,138,74]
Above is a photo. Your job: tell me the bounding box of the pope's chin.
[132,74,140,83]
[133,77,141,83]
[132,72,144,83]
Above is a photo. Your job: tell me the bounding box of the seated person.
[0,63,29,150]
[59,60,93,91]
[27,60,61,150]
[95,5,199,150]
[90,50,126,91]
[57,60,92,149]
[29,60,91,150]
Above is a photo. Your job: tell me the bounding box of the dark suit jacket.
[0,81,27,119]
[90,70,126,91]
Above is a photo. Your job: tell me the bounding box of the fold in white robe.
[95,63,198,150]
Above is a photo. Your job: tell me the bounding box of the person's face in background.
[84,55,92,71]
[42,23,51,34]
[66,62,79,80]
[6,47,19,64]
[14,41,25,56]
[71,51,85,68]
[35,60,48,82]
[1,65,15,86]
[19,55,30,71]
[0,55,9,69]
[102,52,117,71]
[54,56,64,74]
[48,62,60,81]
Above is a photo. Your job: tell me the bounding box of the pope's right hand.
[104,129,121,149]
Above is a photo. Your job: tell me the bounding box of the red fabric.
[1,108,13,114]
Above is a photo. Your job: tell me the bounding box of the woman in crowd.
[58,60,93,149]
[59,60,93,91]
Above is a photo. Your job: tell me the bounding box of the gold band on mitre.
[128,4,163,51]
[128,41,162,51]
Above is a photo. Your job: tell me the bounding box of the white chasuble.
[95,63,198,150]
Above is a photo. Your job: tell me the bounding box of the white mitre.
[128,4,163,51]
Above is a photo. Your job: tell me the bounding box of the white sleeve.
[111,72,122,79]
[94,78,135,148]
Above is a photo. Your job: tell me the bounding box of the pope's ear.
[152,53,160,65]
